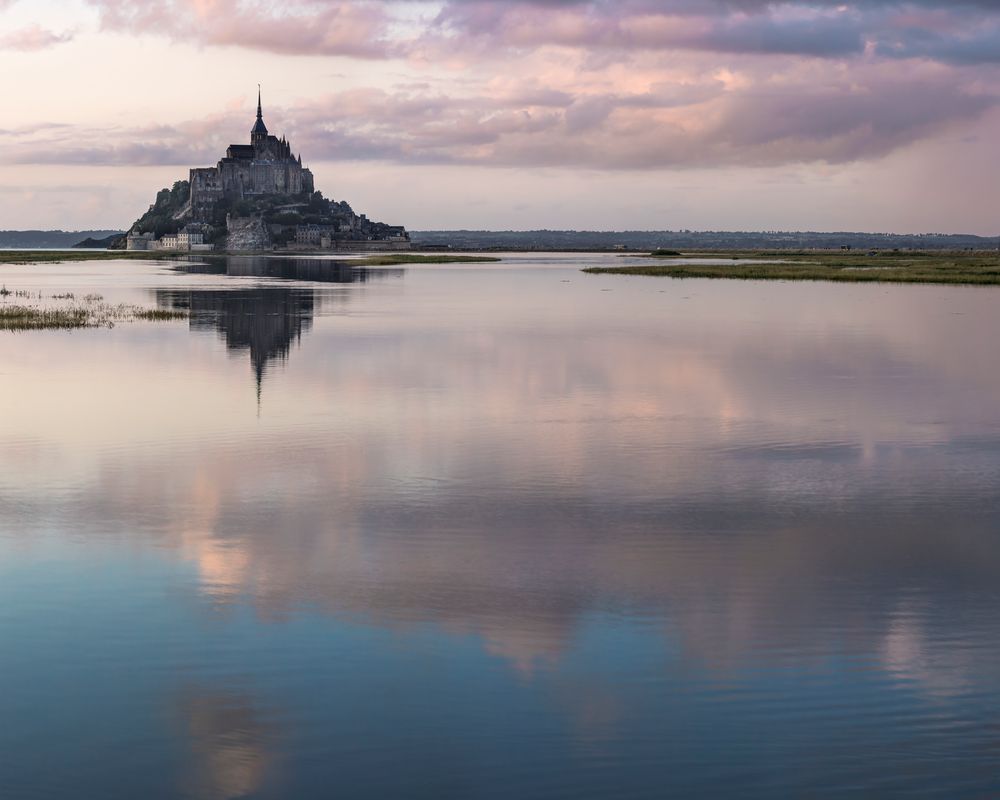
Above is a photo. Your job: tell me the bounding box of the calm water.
[2,254,1000,798]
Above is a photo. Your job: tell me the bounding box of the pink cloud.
[86,0,393,58]
[1,64,993,170]
[5,1,1000,175]
[0,24,73,51]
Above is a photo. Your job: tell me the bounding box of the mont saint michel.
[126,91,410,253]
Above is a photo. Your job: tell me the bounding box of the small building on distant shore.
[127,225,211,252]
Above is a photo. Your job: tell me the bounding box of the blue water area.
[1,254,999,798]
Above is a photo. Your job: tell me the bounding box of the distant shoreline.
[6,229,1000,252]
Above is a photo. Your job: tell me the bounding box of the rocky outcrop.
[73,234,125,249]
[225,215,271,252]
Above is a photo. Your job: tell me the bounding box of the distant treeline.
[411,230,1000,251]
[0,230,124,249]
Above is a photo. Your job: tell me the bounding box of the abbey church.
[188,90,315,220]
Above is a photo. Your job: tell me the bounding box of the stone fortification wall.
[226,215,272,252]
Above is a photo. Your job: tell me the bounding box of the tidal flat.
[585,249,1000,285]
[2,253,1000,798]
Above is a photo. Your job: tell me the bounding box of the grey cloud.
[877,24,1000,63]
[429,0,1000,64]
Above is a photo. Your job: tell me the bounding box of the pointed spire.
[251,84,268,139]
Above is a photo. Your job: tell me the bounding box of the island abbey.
[188,91,315,218]
[127,90,409,252]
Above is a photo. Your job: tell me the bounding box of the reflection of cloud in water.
[880,599,979,701]
[59,430,1000,676]
[175,686,275,800]
[5,274,1000,681]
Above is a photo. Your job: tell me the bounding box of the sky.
[1,0,1000,233]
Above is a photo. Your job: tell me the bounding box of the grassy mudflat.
[0,250,176,264]
[0,291,186,331]
[584,251,1000,285]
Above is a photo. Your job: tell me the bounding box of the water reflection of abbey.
[156,257,403,394]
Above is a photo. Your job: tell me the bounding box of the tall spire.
[251,84,268,141]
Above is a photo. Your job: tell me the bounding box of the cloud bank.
[76,0,1000,66]
[4,0,999,173]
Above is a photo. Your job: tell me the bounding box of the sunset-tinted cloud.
[0,23,72,50]
[2,65,992,170]
[86,0,394,57]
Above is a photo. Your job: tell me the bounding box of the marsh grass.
[584,251,1000,285]
[133,308,189,321]
[0,251,178,265]
[0,294,187,331]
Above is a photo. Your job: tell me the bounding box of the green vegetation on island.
[131,180,195,238]
[585,250,1000,286]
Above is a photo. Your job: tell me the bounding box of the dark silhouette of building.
[188,89,314,221]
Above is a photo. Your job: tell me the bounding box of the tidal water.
[2,254,999,798]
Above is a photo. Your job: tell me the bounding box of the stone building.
[128,225,208,252]
[295,225,333,247]
[188,90,314,221]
